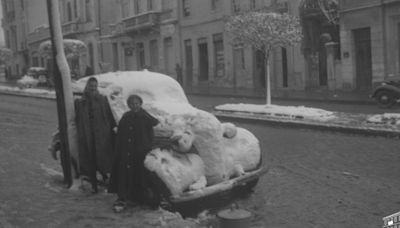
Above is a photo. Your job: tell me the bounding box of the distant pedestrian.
[108,94,159,212]
[75,77,116,193]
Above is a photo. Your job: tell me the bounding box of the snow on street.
[1,94,400,227]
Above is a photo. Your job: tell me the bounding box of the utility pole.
[46,0,76,187]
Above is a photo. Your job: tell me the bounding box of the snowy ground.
[0,85,55,99]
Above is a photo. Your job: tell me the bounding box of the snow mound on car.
[72,71,262,194]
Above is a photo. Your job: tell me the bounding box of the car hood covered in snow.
[72,71,262,196]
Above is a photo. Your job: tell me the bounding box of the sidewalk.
[185,85,374,104]
[1,81,374,104]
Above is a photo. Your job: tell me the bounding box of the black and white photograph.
[0,0,400,227]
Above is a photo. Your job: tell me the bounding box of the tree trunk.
[264,52,271,105]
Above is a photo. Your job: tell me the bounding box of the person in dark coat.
[108,94,159,212]
[75,77,116,193]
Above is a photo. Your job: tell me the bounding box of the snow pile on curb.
[366,113,400,125]
[0,85,55,98]
[215,103,335,121]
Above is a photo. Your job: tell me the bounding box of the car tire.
[242,178,259,193]
[376,90,396,108]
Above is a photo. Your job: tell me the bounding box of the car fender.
[372,84,400,98]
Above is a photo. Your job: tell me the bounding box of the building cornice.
[340,1,400,14]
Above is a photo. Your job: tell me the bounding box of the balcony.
[27,21,81,45]
[160,9,176,22]
[109,22,124,36]
[27,26,50,45]
[62,21,80,36]
[122,12,160,33]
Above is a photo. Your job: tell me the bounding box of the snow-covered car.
[27,67,48,86]
[17,75,39,89]
[17,67,48,88]
[70,70,266,211]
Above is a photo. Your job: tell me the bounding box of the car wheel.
[246,178,258,192]
[376,91,396,108]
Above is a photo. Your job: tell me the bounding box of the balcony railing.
[122,12,160,32]
[62,21,80,36]
[27,26,50,44]
[160,9,175,21]
[27,21,81,44]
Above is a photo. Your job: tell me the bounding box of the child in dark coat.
[108,94,159,212]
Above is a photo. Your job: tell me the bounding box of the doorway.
[353,27,372,91]
[164,37,174,76]
[198,38,209,81]
[184,39,193,86]
[254,49,265,89]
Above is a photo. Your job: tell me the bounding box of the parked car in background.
[371,76,400,108]
[27,67,48,87]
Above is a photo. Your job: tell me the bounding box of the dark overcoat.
[74,94,116,177]
[108,109,159,202]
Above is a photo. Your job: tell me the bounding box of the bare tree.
[225,12,302,104]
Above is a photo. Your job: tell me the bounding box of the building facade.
[105,0,181,80]
[3,0,393,95]
[178,0,306,91]
[1,0,119,78]
[1,0,28,78]
[339,0,400,91]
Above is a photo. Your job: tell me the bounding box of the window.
[112,43,119,71]
[9,0,14,11]
[182,0,190,17]
[67,2,72,21]
[211,0,219,10]
[85,0,92,22]
[32,57,39,67]
[184,39,193,83]
[3,0,7,12]
[5,30,10,48]
[249,0,256,10]
[198,38,209,81]
[234,43,245,69]
[149,39,159,70]
[73,0,78,18]
[121,0,129,18]
[134,0,140,14]
[213,33,225,77]
[136,42,145,69]
[398,22,400,73]
[233,0,240,13]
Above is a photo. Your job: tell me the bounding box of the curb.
[213,110,400,138]
[185,91,375,105]
[0,89,56,100]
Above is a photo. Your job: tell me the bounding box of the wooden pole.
[46,0,72,187]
